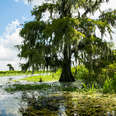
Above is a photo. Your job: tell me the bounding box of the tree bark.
[59,44,75,82]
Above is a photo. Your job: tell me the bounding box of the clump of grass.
[5,84,52,92]
[103,78,112,93]
[103,76,116,94]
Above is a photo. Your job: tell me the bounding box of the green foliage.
[103,78,112,93]
[110,76,116,91]
[103,63,116,78]
[96,62,116,87]
[72,65,89,81]
[103,75,116,93]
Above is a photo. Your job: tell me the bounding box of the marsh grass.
[14,70,61,82]
[5,84,52,92]
[0,71,26,77]
[0,70,50,77]
[19,74,59,82]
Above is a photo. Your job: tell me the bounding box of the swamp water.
[0,75,83,116]
[0,75,116,116]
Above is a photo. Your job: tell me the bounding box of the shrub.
[103,75,116,93]
[111,75,116,92]
[72,65,89,80]
[103,78,112,93]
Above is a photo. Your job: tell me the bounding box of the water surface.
[0,75,82,116]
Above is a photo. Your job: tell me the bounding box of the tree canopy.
[19,0,116,82]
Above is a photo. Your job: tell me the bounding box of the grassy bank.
[0,70,50,77]
[14,69,61,82]
[0,71,25,76]
[17,73,59,82]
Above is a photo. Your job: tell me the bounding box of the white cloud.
[15,0,116,8]
[0,20,23,71]
[14,0,49,6]
[29,0,45,6]
[101,0,116,10]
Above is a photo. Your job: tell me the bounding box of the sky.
[0,0,33,70]
[0,0,116,71]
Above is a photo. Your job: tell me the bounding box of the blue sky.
[0,0,34,70]
[0,0,32,35]
[0,0,42,70]
[0,0,116,71]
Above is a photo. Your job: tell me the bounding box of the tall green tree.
[19,0,116,82]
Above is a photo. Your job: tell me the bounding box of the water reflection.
[19,91,66,116]
[0,81,85,116]
[0,93,21,116]
[18,89,108,116]
[0,109,17,116]
[0,79,111,116]
[18,91,82,116]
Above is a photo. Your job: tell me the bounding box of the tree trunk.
[59,44,75,82]
[59,60,75,82]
